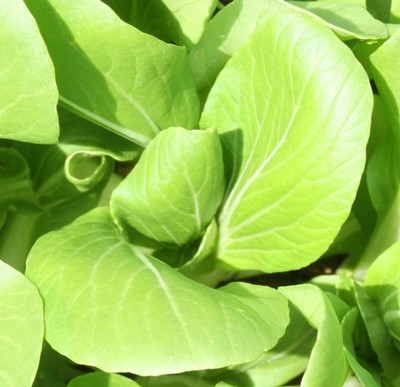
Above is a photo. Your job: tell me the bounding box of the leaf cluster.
[1,0,400,386]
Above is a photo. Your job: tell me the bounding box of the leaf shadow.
[219,128,244,202]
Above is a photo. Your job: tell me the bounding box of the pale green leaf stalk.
[111,127,224,246]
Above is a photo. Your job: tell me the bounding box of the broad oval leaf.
[111,127,224,245]
[201,12,372,272]
[0,260,44,387]
[68,372,139,387]
[0,0,59,143]
[279,284,348,386]
[24,0,200,147]
[25,208,289,376]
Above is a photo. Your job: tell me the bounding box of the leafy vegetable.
[3,0,400,385]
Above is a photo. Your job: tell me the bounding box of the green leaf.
[189,0,385,94]
[58,108,141,163]
[350,28,400,277]
[33,342,84,387]
[67,372,139,387]
[0,123,115,272]
[0,148,36,211]
[0,260,44,387]
[392,0,400,22]
[210,305,315,387]
[24,0,200,147]
[25,208,289,376]
[366,0,391,22]
[341,308,380,387]
[279,284,349,386]
[286,2,388,40]
[364,243,400,349]
[368,29,400,215]
[318,0,365,4]
[354,282,400,384]
[137,374,213,387]
[111,127,224,245]
[108,0,218,48]
[0,0,59,143]
[201,11,372,272]
[189,0,287,93]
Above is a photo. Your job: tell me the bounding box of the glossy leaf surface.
[26,208,289,375]
[201,11,372,272]
[111,128,224,245]
[0,261,43,387]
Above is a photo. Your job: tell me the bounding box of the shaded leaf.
[341,309,380,386]
[287,2,388,40]
[24,0,199,147]
[67,372,139,387]
[107,0,218,48]
[350,28,400,277]
[354,282,400,384]
[0,148,36,211]
[365,243,400,349]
